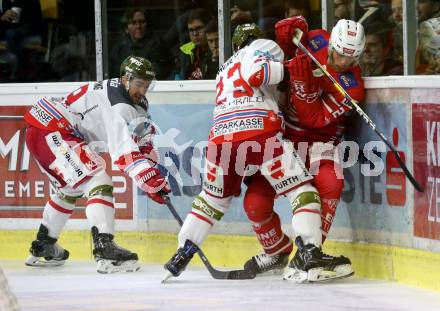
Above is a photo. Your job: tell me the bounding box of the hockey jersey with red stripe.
[210,39,286,143]
[24,79,156,179]
[282,29,365,143]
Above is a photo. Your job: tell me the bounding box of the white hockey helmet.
[329,19,366,59]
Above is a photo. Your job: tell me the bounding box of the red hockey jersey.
[283,29,365,143]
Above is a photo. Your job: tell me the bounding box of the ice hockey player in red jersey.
[23,56,170,273]
[163,23,351,282]
[242,17,366,282]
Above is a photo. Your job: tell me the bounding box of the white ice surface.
[2,260,440,311]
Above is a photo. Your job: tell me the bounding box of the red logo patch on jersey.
[207,165,217,182]
[269,160,285,179]
[347,31,356,37]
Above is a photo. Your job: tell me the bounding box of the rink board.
[1,77,440,291]
[2,230,440,292]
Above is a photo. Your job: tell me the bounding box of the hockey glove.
[139,142,159,166]
[275,16,308,58]
[135,167,171,204]
[287,54,319,103]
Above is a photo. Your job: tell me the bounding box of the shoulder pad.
[250,39,284,62]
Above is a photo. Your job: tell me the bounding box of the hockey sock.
[287,183,322,247]
[314,161,344,243]
[85,195,115,235]
[252,212,293,255]
[244,173,292,254]
[42,196,75,239]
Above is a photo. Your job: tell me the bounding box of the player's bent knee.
[192,193,228,223]
[80,172,114,198]
[243,189,274,222]
[88,184,114,198]
[54,186,83,205]
[314,162,344,198]
[292,191,321,214]
[178,192,232,247]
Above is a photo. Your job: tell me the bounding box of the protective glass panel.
[105,0,219,81]
[355,0,404,76]
[0,0,96,83]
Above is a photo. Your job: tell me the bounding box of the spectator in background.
[163,0,217,58]
[334,0,353,22]
[231,0,284,39]
[205,19,219,74]
[361,22,403,76]
[417,0,440,23]
[285,0,310,18]
[0,0,44,80]
[416,0,440,74]
[417,17,440,74]
[390,0,402,25]
[172,8,214,80]
[284,0,320,30]
[231,0,256,26]
[110,8,170,79]
[389,0,403,65]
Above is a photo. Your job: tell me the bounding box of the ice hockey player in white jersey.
[162,24,343,282]
[23,56,171,273]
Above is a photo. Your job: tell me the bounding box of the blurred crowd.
[0,0,95,82]
[0,0,439,83]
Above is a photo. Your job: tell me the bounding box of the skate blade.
[25,255,66,267]
[283,266,308,283]
[257,267,286,277]
[283,264,354,283]
[96,259,140,274]
[161,271,174,284]
[308,264,354,283]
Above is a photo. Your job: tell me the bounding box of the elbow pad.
[248,59,284,87]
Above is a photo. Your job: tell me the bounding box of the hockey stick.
[291,29,424,192]
[163,196,256,280]
[357,7,379,24]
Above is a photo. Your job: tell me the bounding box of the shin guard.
[287,183,322,247]
[314,161,344,243]
[178,193,229,247]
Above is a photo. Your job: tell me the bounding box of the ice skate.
[25,224,69,267]
[91,226,140,274]
[244,252,290,276]
[283,236,354,283]
[163,239,199,282]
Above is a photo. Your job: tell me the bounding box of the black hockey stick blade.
[291,30,424,192]
[196,249,256,279]
[163,196,256,280]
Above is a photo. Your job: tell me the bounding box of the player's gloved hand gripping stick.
[292,29,424,193]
